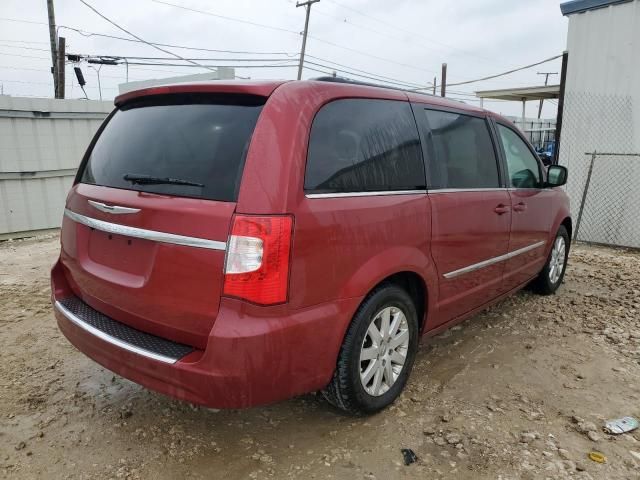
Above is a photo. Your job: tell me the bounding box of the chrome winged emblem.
[88,200,140,214]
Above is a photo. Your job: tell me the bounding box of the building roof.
[475,85,560,101]
[560,0,633,16]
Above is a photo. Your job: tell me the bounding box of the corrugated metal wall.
[559,0,640,247]
[0,96,112,238]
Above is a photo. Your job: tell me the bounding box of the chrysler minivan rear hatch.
[59,93,264,348]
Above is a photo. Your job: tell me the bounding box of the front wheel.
[531,225,570,295]
[321,284,419,414]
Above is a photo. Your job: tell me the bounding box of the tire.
[531,225,570,295]
[321,283,419,415]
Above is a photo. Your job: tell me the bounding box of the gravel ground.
[1,235,639,480]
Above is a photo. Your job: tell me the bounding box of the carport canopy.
[475,84,560,124]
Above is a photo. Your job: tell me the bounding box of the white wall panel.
[0,96,112,237]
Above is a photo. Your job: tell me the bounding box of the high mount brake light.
[223,215,293,305]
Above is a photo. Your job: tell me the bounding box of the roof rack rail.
[309,76,474,106]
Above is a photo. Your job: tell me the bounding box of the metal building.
[0,96,112,239]
[559,0,640,248]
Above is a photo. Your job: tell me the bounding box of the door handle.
[513,202,527,212]
[494,204,510,215]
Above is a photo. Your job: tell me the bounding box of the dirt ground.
[1,235,639,480]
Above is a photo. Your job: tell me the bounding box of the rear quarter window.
[304,99,425,194]
[80,94,264,202]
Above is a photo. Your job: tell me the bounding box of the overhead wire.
[422,54,564,90]
[78,0,215,71]
[151,0,299,35]
[148,0,440,75]
[324,0,510,66]
[0,43,51,53]
[58,25,297,56]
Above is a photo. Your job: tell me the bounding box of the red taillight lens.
[223,215,293,305]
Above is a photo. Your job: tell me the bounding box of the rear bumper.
[52,259,362,408]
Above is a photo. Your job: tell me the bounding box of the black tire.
[531,225,570,295]
[321,283,419,415]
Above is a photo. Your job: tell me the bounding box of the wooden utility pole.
[536,71,558,118]
[296,0,320,81]
[440,63,447,97]
[47,0,59,97]
[57,37,65,99]
[432,76,436,95]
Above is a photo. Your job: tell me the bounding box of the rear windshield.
[79,94,264,202]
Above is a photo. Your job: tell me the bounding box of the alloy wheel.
[359,306,410,396]
[548,236,566,284]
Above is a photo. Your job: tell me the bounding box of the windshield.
[79,94,264,202]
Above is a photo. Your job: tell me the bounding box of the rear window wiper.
[123,173,204,188]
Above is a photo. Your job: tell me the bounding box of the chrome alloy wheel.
[359,306,410,397]
[548,236,566,284]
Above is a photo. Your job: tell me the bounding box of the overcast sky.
[0,0,568,117]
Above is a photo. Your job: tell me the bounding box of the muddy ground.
[1,235,639,480]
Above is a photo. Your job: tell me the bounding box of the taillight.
[223,215,293,305]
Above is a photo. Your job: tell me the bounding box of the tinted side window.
[304,99,425,193]
[422,109,500,189]
[497,124,541,188]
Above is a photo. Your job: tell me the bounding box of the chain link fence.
[573,153,640,248]
[558,91,639,249]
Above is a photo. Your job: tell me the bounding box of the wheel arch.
[337,246,437,336]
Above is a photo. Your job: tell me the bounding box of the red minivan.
[51,78,571,414]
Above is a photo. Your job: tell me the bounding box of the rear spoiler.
[114,81,286,107]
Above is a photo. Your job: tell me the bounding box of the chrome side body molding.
[443,241,546,279]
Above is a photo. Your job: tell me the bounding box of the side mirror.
[546,165,568,187]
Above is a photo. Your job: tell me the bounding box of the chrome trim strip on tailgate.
[443,241,546,279]
[64,209,226,251]
[54,300,179,364]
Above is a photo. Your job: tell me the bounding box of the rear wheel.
[322,284,419,414]
[531,225,570,295]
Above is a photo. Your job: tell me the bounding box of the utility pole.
[536,71,557,118]
[440,63,447,97]
[47,0,59,97]
[432,76,436,95]
[57,36,65,99]
[296,0,320,81]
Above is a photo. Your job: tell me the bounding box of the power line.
[148,1,439,75]
[0,16,47,26]
[445,54,563,87]
[0,38,49,45]
[152,0,299,34]
[307,33,438,75]
[0,17,297,56]
[68,50,426,89]
[118,61,300,69]
[78,0,215,71]
[0,43,51,53]
[58,25,296,56]
[304,60,423,89]
[81,55,298,62]
[0,51,50,60]
[306,55,424,88]
[414,54,564,90]
[324,0,508,66]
